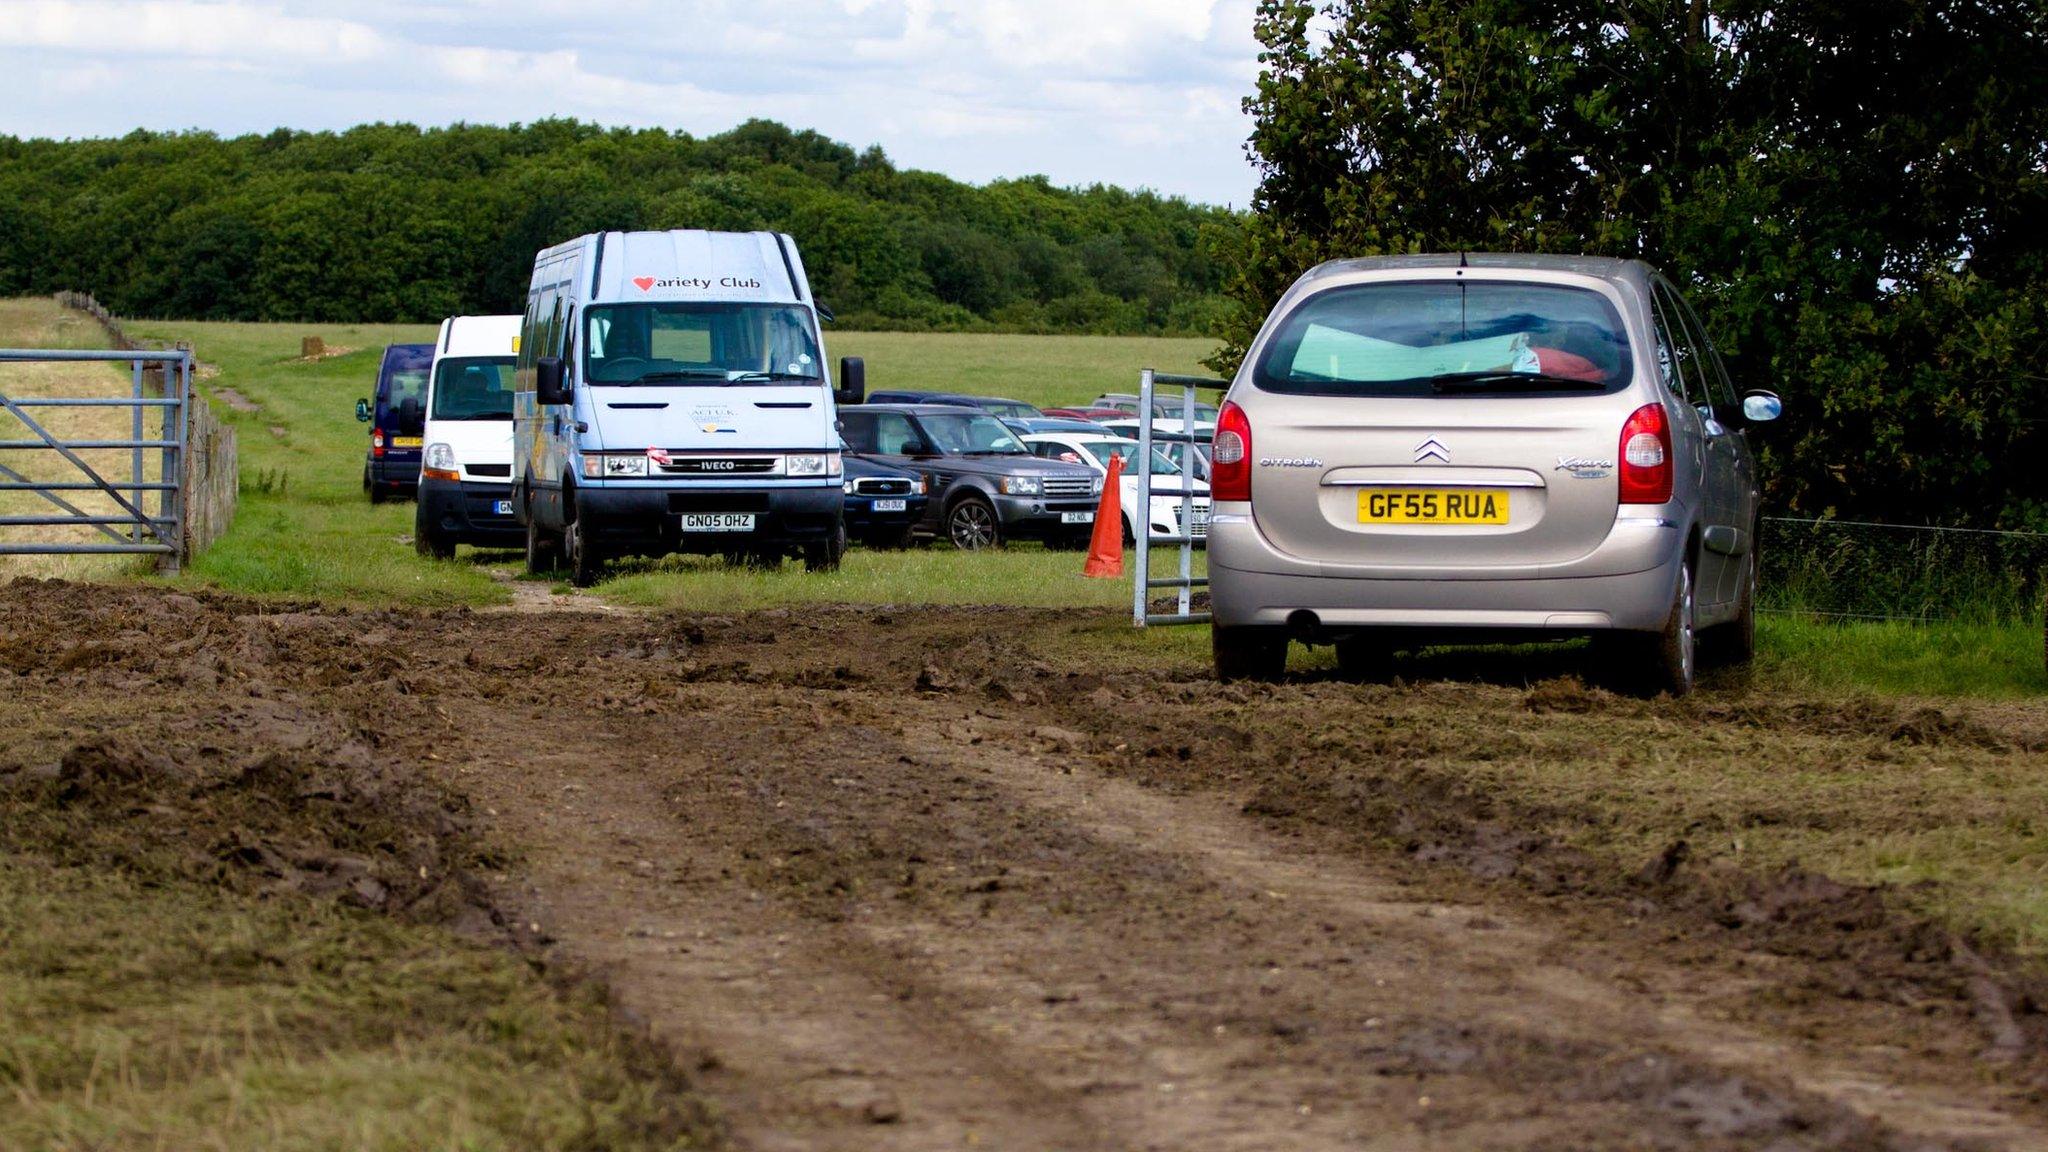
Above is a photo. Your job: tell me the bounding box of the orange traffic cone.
[1083,452,1124,578]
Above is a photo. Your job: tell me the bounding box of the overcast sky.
[1,0,1264,206]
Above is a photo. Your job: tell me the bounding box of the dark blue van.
[357,343,434,503]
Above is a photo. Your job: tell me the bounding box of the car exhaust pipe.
[1286,609,1325,644]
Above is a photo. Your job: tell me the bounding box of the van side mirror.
[355,398,370,423]
[1739,390,1783,426]
[836,356,865,406]
[537,356,570,406]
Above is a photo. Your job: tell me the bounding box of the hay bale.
[300,336,326,359]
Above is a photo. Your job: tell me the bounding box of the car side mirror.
[1739,390,1783,426]
[536,356,570,406]
[355,398,370,423]
[836,356,865,406]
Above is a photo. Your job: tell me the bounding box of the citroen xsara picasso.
[1207,254,1781,695]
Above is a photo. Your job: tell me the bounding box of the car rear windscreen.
[1253,280,1633,397]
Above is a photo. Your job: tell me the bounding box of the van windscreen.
[1253,281,1633,397]
[584,303,822,385]
[431,357,516,421]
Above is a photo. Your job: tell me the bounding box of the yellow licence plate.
[391,436,422,448]
[1358,488,1509,525]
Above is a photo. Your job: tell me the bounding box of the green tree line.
[1222,0,2048,530]
[0,118,1241,337]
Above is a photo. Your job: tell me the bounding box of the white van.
[415,315,522,558]
[513,230,862,585]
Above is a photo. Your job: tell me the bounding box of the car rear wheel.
[947,495,1001,550]
[1643,561,1697,697]
[1213,625,1287,682]
[1704,546,1757,667]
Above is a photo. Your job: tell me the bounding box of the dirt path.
[3,584,2042,1150]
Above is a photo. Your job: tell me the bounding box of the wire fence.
[1759,517,2048,624]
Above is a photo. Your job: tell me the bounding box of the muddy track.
[1,580,2043,1150]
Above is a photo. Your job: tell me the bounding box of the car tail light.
[1211,401,1251,501]
[371,429,385,458]
[1618,403,1672,504]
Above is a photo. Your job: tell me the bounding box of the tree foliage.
[0,119,1241,338]
[1221,0,2048,528]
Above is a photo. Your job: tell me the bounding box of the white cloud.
[0,0,1263,204]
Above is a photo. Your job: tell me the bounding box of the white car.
[1020,432,1210,544]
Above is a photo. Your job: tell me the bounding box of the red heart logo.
[632,276,656,292]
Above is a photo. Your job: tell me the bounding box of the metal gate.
[1133,369,1227,626]
[0,348,191,571]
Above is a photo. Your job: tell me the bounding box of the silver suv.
[1207,254,1782,695]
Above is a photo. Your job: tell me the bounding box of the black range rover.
[840,404,1102,549]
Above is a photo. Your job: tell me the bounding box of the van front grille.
[657,456,778,476]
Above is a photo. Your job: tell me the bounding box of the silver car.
[1207,254,1782,695]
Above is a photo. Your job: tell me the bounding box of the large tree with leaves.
[1219,0,2048,527]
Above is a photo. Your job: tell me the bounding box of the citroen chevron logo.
[1415,438,1450,464]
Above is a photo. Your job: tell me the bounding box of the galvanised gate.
[0,348,193,572]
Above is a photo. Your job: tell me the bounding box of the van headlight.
[424,442,456,471]
[584,454,648,478]
[785,453,840,477]
[999,476,1040,496]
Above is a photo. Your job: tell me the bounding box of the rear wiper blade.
[1428,371,1606,393]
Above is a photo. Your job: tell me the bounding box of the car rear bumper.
[1208,508,1684,634]
[367,454,420,493]
[418,476,521,545]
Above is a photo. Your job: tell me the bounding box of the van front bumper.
[576,483,842,553]
[418,475,522,546]
[1207,508,1685,636]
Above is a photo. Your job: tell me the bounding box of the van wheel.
[564,498,603,588]
[524,498,563,575]
[414,505,454,560]
[1212,625,1287,682]
[803,526,847,572]
[946,495,1001,550]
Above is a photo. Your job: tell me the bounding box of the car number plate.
[1357,488,1509,525]
[391,436,422,449]
[871,498,907,512]
[1060,511,1094,524]
[491,500,514,515]
[680,513,756,533]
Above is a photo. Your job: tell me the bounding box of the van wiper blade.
[630,369,731,383]
[727,371,823,383]
[1429,371,1606,393]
